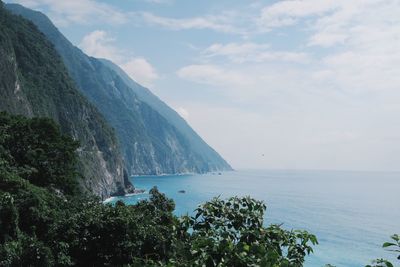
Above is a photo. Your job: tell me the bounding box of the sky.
[6,0,400,171]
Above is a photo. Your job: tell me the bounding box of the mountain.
[6,3,233,175]
[0,2,132,199]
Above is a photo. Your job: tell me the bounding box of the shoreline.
[103,189,147,204]
[130,170,235,178]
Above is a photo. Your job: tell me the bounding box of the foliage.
[0,3,396,267]
[180,196,318,267]
[0,113,398,267]
[49,188,179,266]
[1,112,394,267]
[0,193,18,243]
[0,112,79,194]
[0,114,318,266]
[6,2,232,176]
[366,234,400,267]
[0,1,125,198]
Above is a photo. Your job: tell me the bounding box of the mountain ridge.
[6,3,233,175]
[0,2,132,199]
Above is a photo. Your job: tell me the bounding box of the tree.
[0,193,18,243]
[0,113,319,266]
[366,234,400,267]
[180,196,318,267]
[0,112,79,194]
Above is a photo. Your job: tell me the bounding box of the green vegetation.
[0,1,126,198]
[0,2,398,267]
[0,112,79,194]
[366,234,400,267]
[0,113,319,266]
[0,113,399,267]
[179,197,317,266]
[326,235,400,267]
[6,2,232,176]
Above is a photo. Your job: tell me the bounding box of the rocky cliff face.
[0,3,130,199]
[7,3,233,175]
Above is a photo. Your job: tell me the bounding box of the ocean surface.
[108,170,400,266]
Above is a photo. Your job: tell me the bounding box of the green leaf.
[382,242,396,248]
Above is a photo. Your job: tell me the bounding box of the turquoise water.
[111,170,400,266]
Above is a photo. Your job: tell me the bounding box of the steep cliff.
[0,2,130,199]
[7,3,233,175]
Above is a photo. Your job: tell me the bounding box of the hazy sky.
[7,0,400,171]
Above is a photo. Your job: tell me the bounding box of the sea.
[106,169,400,266]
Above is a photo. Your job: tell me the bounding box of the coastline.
[130,170,235,178]
[103,189,147,204]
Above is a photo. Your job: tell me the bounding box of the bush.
[0,113,320,266]
[366,234,400,267]
[0,112,79,194]
[179,196,317,267]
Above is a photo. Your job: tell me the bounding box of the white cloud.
[73,1,400,171]
[205,43,270,57]
[204,42,309,63]
[120,58,159,88]
[310,1,400,93]
[308,32,347,47]
[11,0,250,34]
[172,0,400,170]
[80,30,120,60]
[143,0,173,4]
[12,0,400,170]
[175,107,189,120]
[177,64,254,89]
[79,31,159,87]
[139,11,248,35]
[10,0,128,26]
[253,0,400,94]
[176,62,333,109]
[258,0,340,29]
